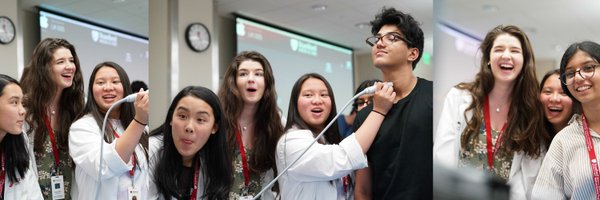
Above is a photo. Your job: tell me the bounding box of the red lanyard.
[43,114,61,169]
[0,152,5,196]
[235,126,250,187]
[190,159,199,200]
[484,96,506,172]
[342,176,349,193]
[582,114,600,200]
[112,129,136,179]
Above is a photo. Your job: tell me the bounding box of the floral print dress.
[229,147,264,199]
[34,132,73,199]
[459,121,513,182]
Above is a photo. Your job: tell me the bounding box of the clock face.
[186,23,210,52]
[0,16,16,44]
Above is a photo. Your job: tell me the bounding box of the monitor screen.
[39,9,149,95]
[236,17,354,116]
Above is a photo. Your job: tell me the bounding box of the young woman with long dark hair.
[149,86,232,200]
[434,25,549,199]
[20,38,85,199]
[276,73,394,199]
[69,62,149,199]
[218,51,284,199]
[0,74,42,199]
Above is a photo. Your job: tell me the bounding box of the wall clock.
[0,16,16,44]
[185,22,210,52]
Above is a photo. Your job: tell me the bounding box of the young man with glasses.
[353,7,432,199]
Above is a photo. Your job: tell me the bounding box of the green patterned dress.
[34,132,73,199]
[459,122,513,182]
[229,147,264,199]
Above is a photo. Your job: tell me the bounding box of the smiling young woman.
[533,41,600,199]
[434,25,549,199]
[19,38,85,200]
[275,73,395,200]
[69,62,149,199]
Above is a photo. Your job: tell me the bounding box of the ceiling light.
[482,4,498,13]
[355,22,370,29]
[311,4,327,11]
[112,0,125,3]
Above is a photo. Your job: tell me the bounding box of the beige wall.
[148,0,216,129]
[0,0,21,79]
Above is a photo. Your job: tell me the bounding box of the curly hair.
[370,7,424,69]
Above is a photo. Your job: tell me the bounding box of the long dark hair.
[20,38,85,154]
[0,74,30,183]
[83,62,148,162]
[351,79,380,114]
[218,51,284,173]
[539,69,580,136]
[458,25,549,157]
[285,73,341,145]
[151,86,232,200]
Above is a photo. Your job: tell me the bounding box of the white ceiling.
[20,0,433,55]
[438,0,600,63]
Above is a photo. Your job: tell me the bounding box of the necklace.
[239,121,253,134]
[48,105,57,116]
[494,102,508,113]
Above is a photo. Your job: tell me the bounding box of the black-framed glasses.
[355,97,374,107]
[365,32,412,47]
[560,64,600,85]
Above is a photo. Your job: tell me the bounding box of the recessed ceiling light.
[311,4,327,11]
[355,22,370,29]
[112,0,125,3]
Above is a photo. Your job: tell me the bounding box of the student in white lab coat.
[149,86,232,200]
[69,61,149,200]
[0,74,43,199]
[276,73,395,200]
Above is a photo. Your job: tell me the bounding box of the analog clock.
[185,23,210,52]
[0,16,16,44]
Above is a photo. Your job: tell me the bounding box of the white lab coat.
[69,114,149,200]
[276,127,367,200]
[433,87,544,200]
[2,134,43,200]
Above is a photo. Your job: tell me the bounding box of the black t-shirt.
[353,77,433,200]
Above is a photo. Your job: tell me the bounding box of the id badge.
[128,186,140,200]
[239,196,253,200]
[50,175,65,200]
